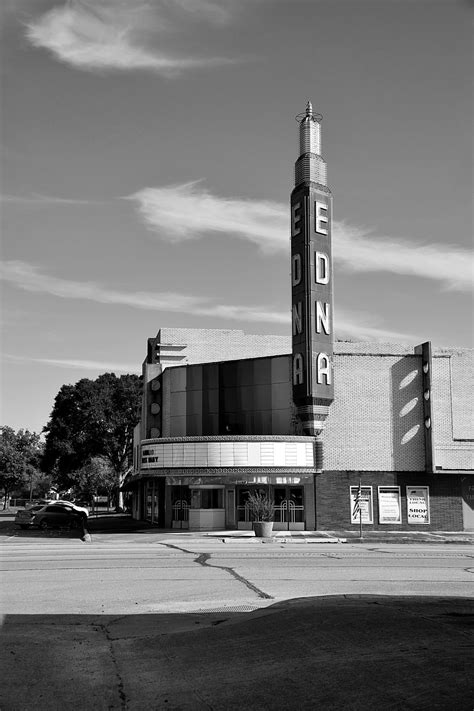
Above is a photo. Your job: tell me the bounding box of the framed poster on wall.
[378,486,402,524]
[406,487,430,524]
[350,486,373,524]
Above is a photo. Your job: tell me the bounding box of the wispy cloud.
[0,260,286,324]
[128,181,284,251]
[3,353,139,373]
[127,182,473,292]
[1,193,101,205]
[0,260,417,343]
[25,0,237,75]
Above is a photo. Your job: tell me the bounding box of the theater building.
[126,104,474,532]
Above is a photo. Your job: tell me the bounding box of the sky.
[1,0,473,435]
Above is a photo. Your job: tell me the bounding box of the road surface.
[1,526,473,710]
[1,528,473,613]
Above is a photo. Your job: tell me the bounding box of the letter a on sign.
[316,353,332,385]
[293,353,304,385]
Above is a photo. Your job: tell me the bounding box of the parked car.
[14,500,89,530]
[14,504,46,529]
[31,503,87,530]
[54,500,89,517]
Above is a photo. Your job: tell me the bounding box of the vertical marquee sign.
[291,102,334,438]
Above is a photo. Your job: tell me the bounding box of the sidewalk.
[87,514,474,544]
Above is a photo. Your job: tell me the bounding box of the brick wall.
[322,353,425,471]
[316,471,464,531]
[432,352,474,471]
[143,336,473,474]
[154,328,291,368]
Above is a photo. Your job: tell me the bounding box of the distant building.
[125,104,474,531]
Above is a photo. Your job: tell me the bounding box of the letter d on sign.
[315,252,329,284]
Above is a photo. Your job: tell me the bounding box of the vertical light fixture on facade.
[290,101,334,443]
[414,341,435,473]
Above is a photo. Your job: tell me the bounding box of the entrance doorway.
[171,485,190,529]
[144,481,159,525]
[236,485,305,531]
[273,487,305,530]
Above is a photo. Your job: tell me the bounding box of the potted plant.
[246,490,274,537]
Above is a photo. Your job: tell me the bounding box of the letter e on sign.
[292,202,302,237]
[315,201,328,235]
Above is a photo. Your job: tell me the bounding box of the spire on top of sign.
[294,100,327,187]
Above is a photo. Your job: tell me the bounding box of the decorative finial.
[306,100,313,117]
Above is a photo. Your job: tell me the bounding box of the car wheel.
[39,520,49,530]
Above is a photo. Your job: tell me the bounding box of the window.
[191,489,224,509]
[406,486,430,524]
[378,487,402,524]
[46,505,69,514]
[349,486,373,524]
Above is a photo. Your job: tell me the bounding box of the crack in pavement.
[93,621,129,710]
[158,542,273,600]
[195,552,273,600]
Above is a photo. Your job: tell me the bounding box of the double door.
[236,485,305,531]
[171,485,190,529]
[273,487,305,530]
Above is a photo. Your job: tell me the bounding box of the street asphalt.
[1,513,473,710]
[1,595,473,710]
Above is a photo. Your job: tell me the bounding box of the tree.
[73,456,117,504]
[0,426,43,508]
[42,373,141,509]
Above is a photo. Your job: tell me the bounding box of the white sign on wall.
[350,486,373,524]
[406,487,430,524]
[378,487,402,524]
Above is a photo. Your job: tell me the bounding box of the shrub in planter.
[246,491,274,537]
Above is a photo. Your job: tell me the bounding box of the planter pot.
[253,521,273,538]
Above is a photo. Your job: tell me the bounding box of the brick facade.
[316,471,464,531]
[432,352,474,471]
[151,328,291,369]
[132,328,473,531]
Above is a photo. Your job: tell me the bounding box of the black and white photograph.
[1,1,473,709]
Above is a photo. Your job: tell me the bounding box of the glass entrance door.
[145,481,159,525]
[273,487,305,530]
[171,485,190,529]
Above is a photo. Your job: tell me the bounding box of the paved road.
[1,528,473,613]
[1,527,473,710]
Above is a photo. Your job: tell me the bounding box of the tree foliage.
[72,456,117,502]
[42,373,142,502]
[0,426,43,507]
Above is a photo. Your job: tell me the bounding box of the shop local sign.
[407,487,430,524]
